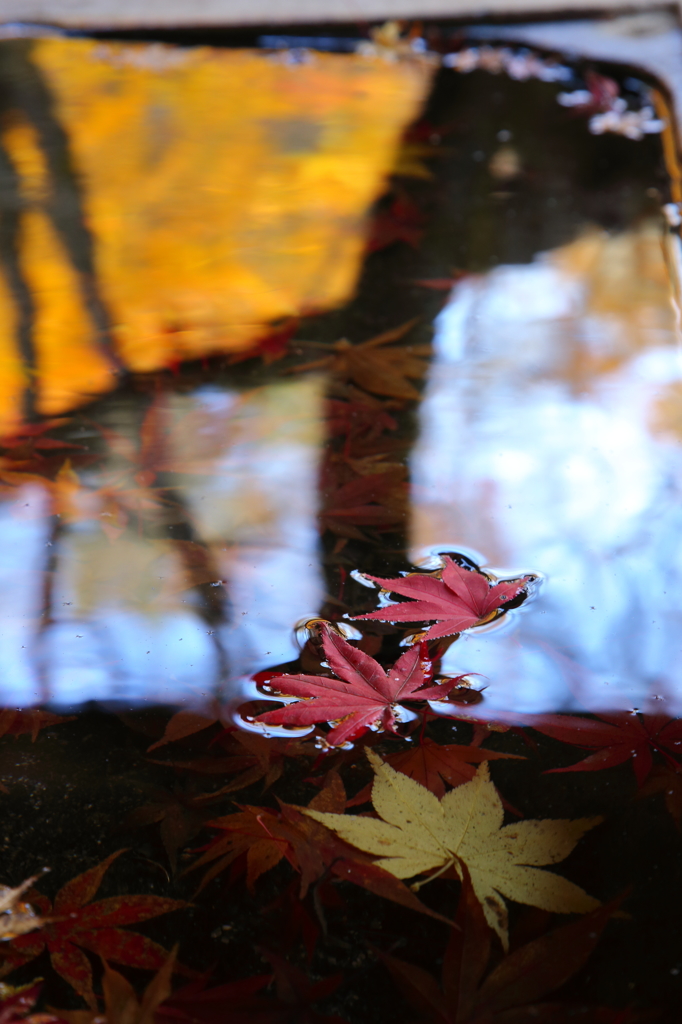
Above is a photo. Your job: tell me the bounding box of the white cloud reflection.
[411,226,682,715]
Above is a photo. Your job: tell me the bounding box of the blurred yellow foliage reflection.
[0,39,432,430]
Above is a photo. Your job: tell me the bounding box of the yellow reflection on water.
[0,39,432,429]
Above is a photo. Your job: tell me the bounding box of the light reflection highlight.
[0,378,325,706]
[412,221,682,715]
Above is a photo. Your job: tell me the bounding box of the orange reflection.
[0,40,433,430]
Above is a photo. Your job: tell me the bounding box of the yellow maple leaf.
[305,750,601,948]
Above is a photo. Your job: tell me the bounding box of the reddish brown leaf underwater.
[0,710,74,744]
[184,771,449,925]
[378,872,630,1023]
[523,712,682,786]
[0,981,66,1024]
[636,764,682,829]
[154,972,271,1024]
[413,270,468,291]
[146,723,315,803]
[353,557,533,641]
[319,458,407,541]
[146,711,221,752]
[288,319,430,402]
[51,946,177,1024]
[325,396,398,447]
[251,625,459,746]
[0,851,188,1010]
[347,736,525,804]
[0,420,89,493]
[226,317,300,366]
[365,195,425,253]
[153,952,349,1024]
[120,784,218,876]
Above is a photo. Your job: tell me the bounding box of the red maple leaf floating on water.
[1,851,187,1008]
[353,557,532,641]
[253,627,455,746]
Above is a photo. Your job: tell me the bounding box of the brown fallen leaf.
[149,730,313,796]
[0,710,75,743]
[319,464,407,540]
[378,870,627,1022]
[637,763,682,830]
[2,851,188,1009]
[51,946,176,1024]
[348,736,525,803]
[0,980,65,1024]
[146,710,220,752]
[120,785,216,876]
[291,319,430,401]
[185,773,450,925]
[366,195,425,251]
[305,750,601,948]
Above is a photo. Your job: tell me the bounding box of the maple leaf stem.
[662,750,681,771]
[647,737,673,763]
[410,855,458,892]
[255,814,289,847]
[310,859,340,938]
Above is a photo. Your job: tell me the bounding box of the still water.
[0,33,679,1024]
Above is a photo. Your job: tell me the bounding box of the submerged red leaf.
[146,711,218,752]
[0,982,65,1024]
[346,735,525,802]
[155,953,348,1024]
[637,764,682,829]
[353,557,531,641]
[2,851,187,1009]
[366,195,424,253]
[0,710,75,743]
[186,775,450,926]
[253,626,455,746]
[378,872,626,1023]
[319,467,407,540]
[155,972,272,1024]
[527,712,682,786]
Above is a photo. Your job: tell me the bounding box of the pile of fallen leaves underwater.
[1,687,680,1024]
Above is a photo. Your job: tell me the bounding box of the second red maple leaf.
[354,557,534,640]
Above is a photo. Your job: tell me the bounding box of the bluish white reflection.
[411,223,682,715]
[0,378,325,706]
[0,485,51,705]
[181,382,326,680]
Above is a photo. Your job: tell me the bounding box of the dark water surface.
[0,39,680,1024]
